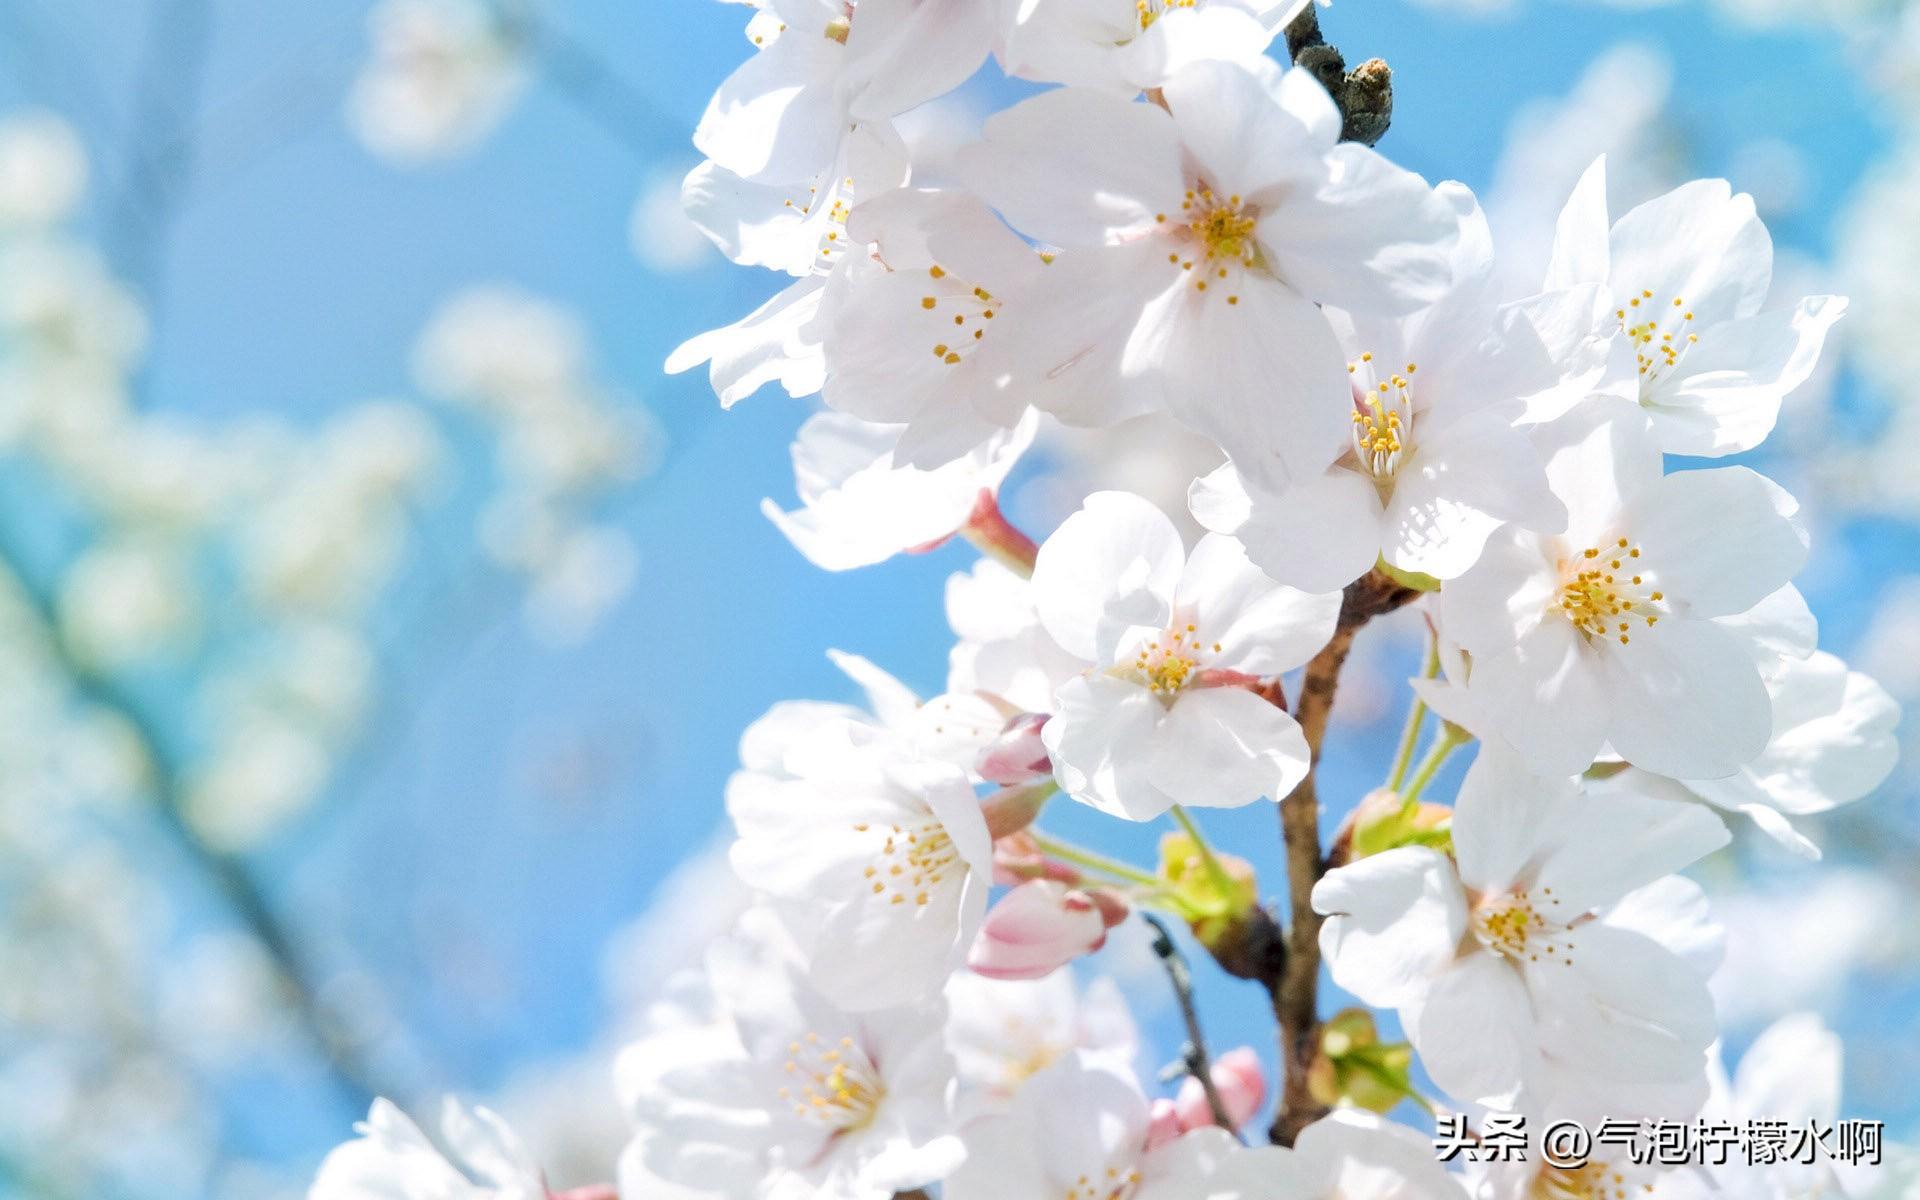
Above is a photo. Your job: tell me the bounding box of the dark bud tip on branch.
[1200,902,1287,987]
[1282,6,1394,147]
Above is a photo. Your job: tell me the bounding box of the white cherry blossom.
[311,1098,547,1200]
[622,909,965,1200]
[728,705,994,1011]
[1605,650,1901,859]
[696,0,993,185]
[1031,491,1341,820]
[1439,400,1809,778]
[944,1051,1240,1200]
[957,58,1459,488]
[946,558,1085,717]
[1191,183,1569,592]
[347,0,527,163]
[762,408,1037,570]
[998,0,1312,94]
[820,187,1048,465]
[668,130,909,408]
[1543,155,1846,457]
[944,970,1138,1111]
[1209,1108,1470,1199]
[1314,745,1730,1117]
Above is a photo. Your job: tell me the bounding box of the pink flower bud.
[966,880,1108,980]
[1145,1099,1184,1151]
[990,832,1082,886]
[978,712,1052,787]
[1174,1046,1267,1132]
[1086,887,1130,929]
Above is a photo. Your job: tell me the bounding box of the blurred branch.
[536,24,689,162]
[106,0,215,309]
[0,525,403,1115]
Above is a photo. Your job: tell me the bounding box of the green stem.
[1031,833,1163,890]
[1386,631,1441,791]
[1401,727,1470,804]
[1171,805,1236,902]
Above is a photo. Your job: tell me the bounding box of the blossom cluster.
[313,2,1903,1198]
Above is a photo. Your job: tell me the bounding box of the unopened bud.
[978,713,1052,787]
[1145,1098,1184,1151]
[1306,1008,1418,1114]
[967,880,1109,981]
[1174,1046,1266,1132]
[1348,787,1453,860]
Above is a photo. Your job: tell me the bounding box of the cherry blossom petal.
[1625,466,1808,619]
[1608,177,1773,324]
[1471,620,1612,775]
[1411,952,1533,1106]
[1143,685,1310,809]
[958,87,1186,248]
[1210,468,1382,595]
[1043,674,1178,820]
[1600,617,1774,779]
[1176,533,1344,673]
[1031,491,1184,662]
[1526,921,1717,1085]
[1314,846,1467,1009]
[1652,295,1847,457]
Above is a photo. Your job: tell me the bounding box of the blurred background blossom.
[0,1,1915,1197]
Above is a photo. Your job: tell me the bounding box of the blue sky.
[1,0,1911,1185]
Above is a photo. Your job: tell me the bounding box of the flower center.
[780,1033,886,1132]
[1471,888,1571,965]
[778,171,859,270]
[824,1,855,43]
[1122,622,1222,700]
[857,818,959,907]
[1532,1162,1637,1200]
[1347,352,1417,482]
[1063,1164,1146,1200]
[1617,289,1698,391]
[1153,189,1258,302]
[1186,190,1256,264]
[1557,538,1665,646]
[1134,0,1198,30]
[916,264,1002,366]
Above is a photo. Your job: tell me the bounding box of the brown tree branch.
[1269,569,1418,1144]
[1284,5,1394,146]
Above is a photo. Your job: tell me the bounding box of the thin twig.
[1142,913,1243,1142]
